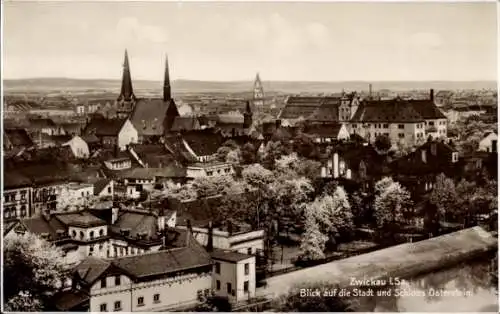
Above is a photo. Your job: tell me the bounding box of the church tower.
[243,100,253,129]
[253,72,264,107]
[116,49,137,118]
[163,53,171,101]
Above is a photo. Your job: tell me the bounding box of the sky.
[3,1,498,81]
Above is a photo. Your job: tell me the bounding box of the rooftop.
[56,211,107,228]
[210,248,253,263]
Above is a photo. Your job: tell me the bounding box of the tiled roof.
[408,100,447,119]
[59,122,85,135]
[93,178,112,195]
[49,135,73,145]
[171,116,201,132]
[53,290,89,311]
[303,123,343,138]
[84,117,127,137]
[4,160,71,186]
[20,216,67,241]
[28,118,57,129]
[81,134,100,144]
[3,169,32,188]
[122,166,186,180]
[210,249,252,263]
[112,244,211,279]
[4,128,34,148]
[351,99,425,123]
[279,96,342,121]
[75,257,112,286]
[111,209,160,240]
[128,144,178,168]
[217,114,244,125]
[181,130,225,156]
[55,211,107,228]
[130,98,179,136]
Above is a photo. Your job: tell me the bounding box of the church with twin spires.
[115,50,180,143]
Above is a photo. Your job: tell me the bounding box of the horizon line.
[3,77,497,83]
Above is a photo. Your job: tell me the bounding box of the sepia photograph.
[1,0,498,312]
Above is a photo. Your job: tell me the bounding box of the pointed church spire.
[163,53,171,101]
[118,49,135,101]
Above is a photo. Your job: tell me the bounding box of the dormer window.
[452,152,459,163]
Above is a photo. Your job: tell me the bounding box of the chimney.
[111,207,119,225]
[207,221,214,252]
[227,220,233,235]
[369,84,372,98]
[430,143,437,156]
[185,219,193,247]
[275,119,281,129]
[430,89,434,102]
[421,149,427,163]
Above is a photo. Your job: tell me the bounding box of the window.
[383,124,389,128]
[352,124,357,128]
[137,297,144,307]
[247,247,252,255]
[216,280,221,290]
[90,231,94,239]
[99,229,104,237]
[398,133,405,138]
[80,231,84,239]
[215,262,221,274]
[114,301,121,311]
[398,124,404,129]
[244,263,249,275]
[429,121,435,126]
[115,275,121,286]
[153,294,160,303]
[108,186,112,194]
[100,303,107,312]
[244,281,249,293]
[100,278,107,288]
[227,283,232,294]
[207,171,213,176]
[89,246,94,256]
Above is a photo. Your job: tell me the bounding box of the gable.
[119,119,138,137]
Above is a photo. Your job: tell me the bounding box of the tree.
[275,282,360,311]
[190,175,236,198]
[373,178,413,237]
[375,134,392,152]
[299,211,327,261]
[308,187,354,248]
[274,153,301,176]
[4,232,75,311]
[240,143,256,165]
[216,146,232,162]
[295,159,322,182]
[350,191,367,226]
[260,140,292,170]
[225,148,241,165]
[429,173,458,222]
[241,164,275,189]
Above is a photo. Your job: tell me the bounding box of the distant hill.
[3,78,497,94]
